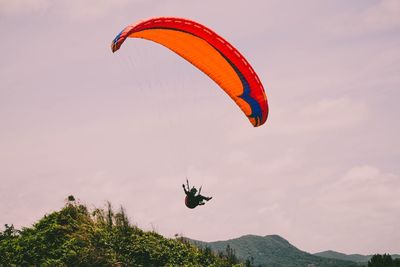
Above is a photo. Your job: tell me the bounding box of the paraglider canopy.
[111,17,269,127]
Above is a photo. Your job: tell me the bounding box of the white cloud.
[363,0,400,31]
[320,165,400,211]
[328,0,400,36]
[61,0,132,20]
[300,165,400,253]
[0,0,49,15]
[0,0,134,18]
[269,97,369,135]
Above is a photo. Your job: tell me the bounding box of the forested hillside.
[188,235,356,267]
[0,197,243,267]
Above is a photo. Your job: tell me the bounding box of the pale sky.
[1,0,399,255]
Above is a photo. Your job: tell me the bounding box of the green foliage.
[316,250,400,264]
[368,254,400,267]
[188,234,356,267]
[0,198,243,267]
[315,250,370,263]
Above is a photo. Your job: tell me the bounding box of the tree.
[368,254,393,267]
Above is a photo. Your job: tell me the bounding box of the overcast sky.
[1,0,399,255]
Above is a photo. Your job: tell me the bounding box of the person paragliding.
[182,179,212,209]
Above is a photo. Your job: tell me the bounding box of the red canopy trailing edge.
[111,17,269,127]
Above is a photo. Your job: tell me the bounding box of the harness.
[185,195,198,209]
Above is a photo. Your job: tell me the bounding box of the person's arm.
[182,184,188,194]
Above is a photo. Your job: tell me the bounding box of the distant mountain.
[188,234,356,267]
[315,250,400,263]
[314,250,370,263]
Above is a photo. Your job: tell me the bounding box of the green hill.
[315,250,400,263]
[314,250,370,263]
[0,198,243,267]
[188,235,356,267]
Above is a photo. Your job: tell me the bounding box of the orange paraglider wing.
[111,17,268,127]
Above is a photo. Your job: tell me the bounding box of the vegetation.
[314,250,370,263]
[368,254,400,267]
[315,250,400,264]
[1,196,398,267]
[188,234,356,267]
[0,196,244,267]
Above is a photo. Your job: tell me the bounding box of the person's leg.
[199,195,212,201]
